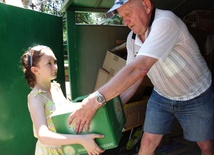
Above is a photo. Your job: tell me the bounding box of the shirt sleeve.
[137,17,180,61]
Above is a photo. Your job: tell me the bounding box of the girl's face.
[35,49,58,81]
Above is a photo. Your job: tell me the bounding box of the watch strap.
[95,91,106,105]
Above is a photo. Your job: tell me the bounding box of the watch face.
[97,96,104,103]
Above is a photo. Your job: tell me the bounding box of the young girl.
[20,45,104,155]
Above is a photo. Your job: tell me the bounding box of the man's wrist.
[94,90,106,106]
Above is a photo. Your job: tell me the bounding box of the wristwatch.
[95,91,106,106]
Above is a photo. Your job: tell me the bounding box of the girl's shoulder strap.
[30,89,49,101]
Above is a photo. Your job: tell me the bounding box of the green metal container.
[51,96,126,155]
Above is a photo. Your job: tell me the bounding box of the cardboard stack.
[94,50,126,91]
[94,44,153,91]
[94,43,153,132]
[123,96,149,131]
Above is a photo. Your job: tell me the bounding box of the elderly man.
[69,0,214,154]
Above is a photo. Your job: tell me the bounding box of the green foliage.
[32,0,65,17]
[31,0,66,43]
[76,11,123,25]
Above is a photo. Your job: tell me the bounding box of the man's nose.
[123,18,129,26]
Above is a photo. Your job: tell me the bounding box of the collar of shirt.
[135,29,149,46]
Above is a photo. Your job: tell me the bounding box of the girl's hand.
[81,134,105,155]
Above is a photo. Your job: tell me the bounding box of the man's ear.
[142,0,153,14]
[31,67,39,76]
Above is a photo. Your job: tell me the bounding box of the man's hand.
[68,93,102,133]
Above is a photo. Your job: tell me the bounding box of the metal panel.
[0,3,64,154]
[66,10,130,99]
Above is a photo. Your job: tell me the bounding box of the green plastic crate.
[51,96,126,155]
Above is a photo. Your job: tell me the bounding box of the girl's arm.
[27,94,104,154]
